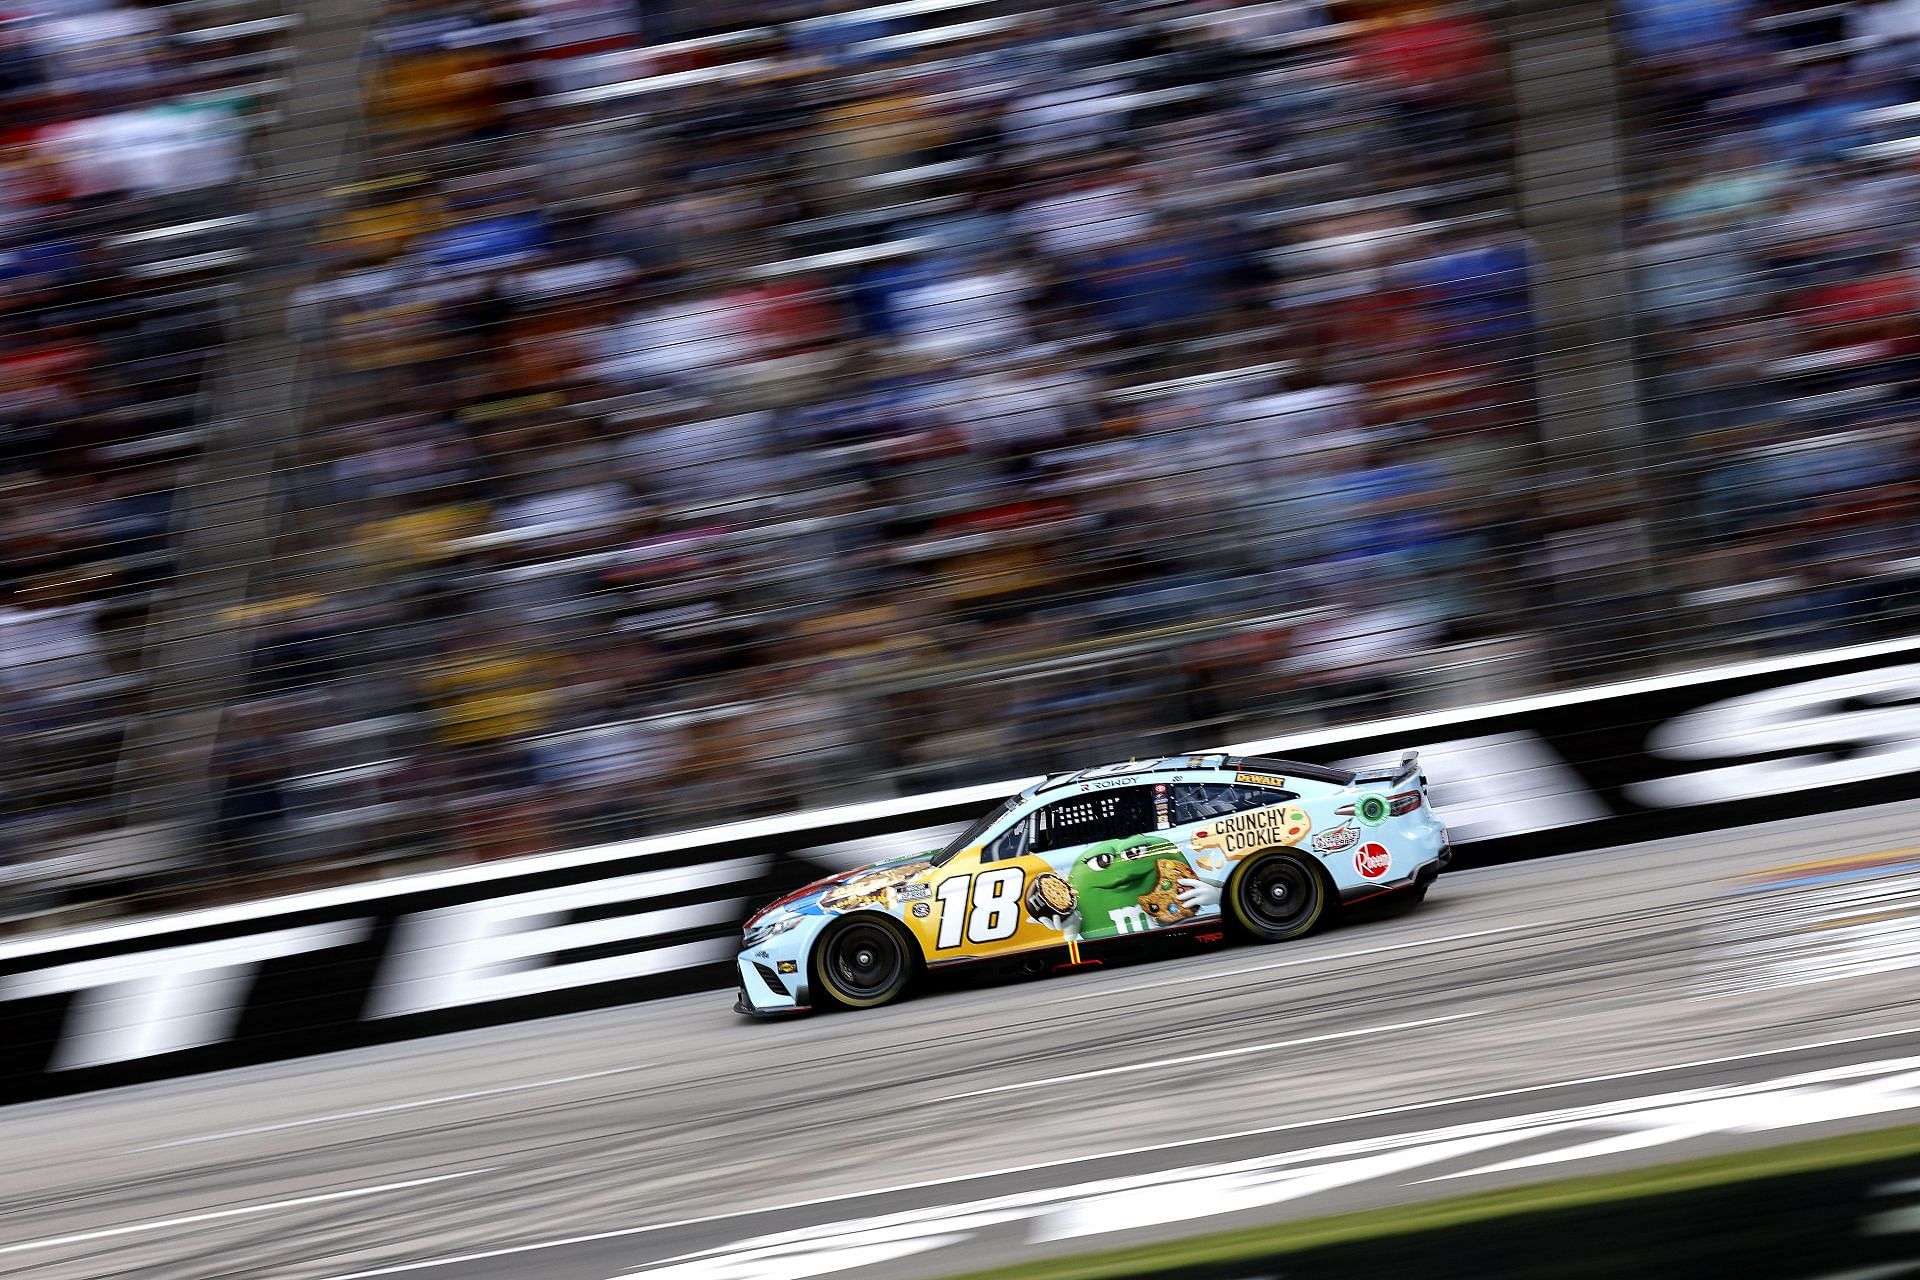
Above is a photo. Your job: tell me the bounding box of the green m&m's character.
[1068,835,1197,938]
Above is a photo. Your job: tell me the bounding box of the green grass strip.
[943,1122,1920,1280]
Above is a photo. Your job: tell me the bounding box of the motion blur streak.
[5,803,1920,1280]
[0,1168,494,1260]
[5,0,1919,935]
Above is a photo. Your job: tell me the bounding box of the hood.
[746,850,938,926]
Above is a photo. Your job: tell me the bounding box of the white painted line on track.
[313,1024,1920,1280]
[0,1168,493,1258]
[932,1013,1483,1104]
[1042,923,1542,1003]
[619,1058,1920,1276]
[132,1066,648,1152]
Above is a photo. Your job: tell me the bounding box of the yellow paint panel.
[905,852,1074,962]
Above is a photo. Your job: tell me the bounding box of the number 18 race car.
[735,750,1448,1015]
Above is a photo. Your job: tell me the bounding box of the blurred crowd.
[2,0,1917,928]
[1626,0,1920,648]
[249,0,1549,883]
[0,0,291,916]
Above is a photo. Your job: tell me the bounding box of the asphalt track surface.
[7,804,1920,1280]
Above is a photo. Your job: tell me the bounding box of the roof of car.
[1027,753,1355,797]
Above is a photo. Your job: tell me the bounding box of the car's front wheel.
[813,916,914,1009]
[1227,849,1327,942]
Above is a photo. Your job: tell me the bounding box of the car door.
[1019,784,1207,941]
[909,813,1056,963]
[913,784,1169,960]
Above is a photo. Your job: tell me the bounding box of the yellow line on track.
[1739,845,1920,883]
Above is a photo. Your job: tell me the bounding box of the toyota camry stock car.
[735,751,1448,1015]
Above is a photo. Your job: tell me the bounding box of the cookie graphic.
[1191,804,1312,862]
[821,859,932,912]
[1272,805,1312,848]
[1072,835,1190,938]
[1026,872,1077,921]
[1139,857,1199,925]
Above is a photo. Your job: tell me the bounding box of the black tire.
[1228,849,1327,942]
[812,916,914,1010]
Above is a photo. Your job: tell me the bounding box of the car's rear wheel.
[813,917,913,1009]
[1228,849,1326,942]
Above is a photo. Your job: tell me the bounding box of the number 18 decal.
[933,868,1024,948]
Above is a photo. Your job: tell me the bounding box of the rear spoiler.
[1351,750,1421,788]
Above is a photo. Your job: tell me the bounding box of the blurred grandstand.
[1,0,1916,932]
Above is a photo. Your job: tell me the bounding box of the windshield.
[933,796,1021,865]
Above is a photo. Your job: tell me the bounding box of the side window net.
[984,818,1030,862]
[1033,789,1155,853]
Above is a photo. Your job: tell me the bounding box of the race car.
[735,750,1448,1015]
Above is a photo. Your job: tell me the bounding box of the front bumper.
[734,988,810,1017]
[734,951,809,1016]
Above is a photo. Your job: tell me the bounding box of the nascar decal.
[1356,842,1391,879]
[1190,803,1311,862]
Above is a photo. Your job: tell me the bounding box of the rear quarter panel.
[1305,793,1447,896]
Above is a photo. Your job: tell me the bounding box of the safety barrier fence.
[2,635,1917,1104]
